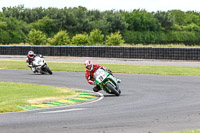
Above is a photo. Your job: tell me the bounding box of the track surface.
[0,69,200,133]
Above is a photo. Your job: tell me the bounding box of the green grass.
[166,130,200,133]
[0,82,77,113]
[104,63,200,76]
[0,60,200,76]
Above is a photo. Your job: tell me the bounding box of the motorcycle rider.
[84,60,121,92]
[26,50,43,73]
[26,51,35,66]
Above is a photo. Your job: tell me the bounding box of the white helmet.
[27,51,34,58]
[84,60,93,71]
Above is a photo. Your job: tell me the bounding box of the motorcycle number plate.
[96,73,106,83]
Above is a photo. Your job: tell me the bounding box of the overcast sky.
[0,0,199,12]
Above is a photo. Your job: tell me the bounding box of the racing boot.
[93,85,101,92]
[32,67,36,73]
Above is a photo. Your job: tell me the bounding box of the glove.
[104,68,112,73]
[106,69,112,73]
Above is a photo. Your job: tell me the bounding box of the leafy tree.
[102,10,127,34]
[60,6,92,36]
[0,21,7,29]
[45,8,63,31]
[27,29,47,45]
[153,11,174,31]
[86,10,110,35]
[2,5,45,23]
[123,9,162,31]
[31,16,57,37]
[182,23,200,32]
[71,33,88,45]
[2,6,200,45]
[169,10,186,25]
[171,24,183,31]
[89,19,110,35]
[0,30,10,44]
[88,29,104,45]
[0,13,7,30]
[49,30,70,45]
[106,31,124,46]
[185,11,200,26]
[124,30,158,44]
[0,14,29,44]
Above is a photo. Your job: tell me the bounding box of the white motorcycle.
[31,55,53,75]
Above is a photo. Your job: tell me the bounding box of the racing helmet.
[27,51,34,58]
[84,60,93,71]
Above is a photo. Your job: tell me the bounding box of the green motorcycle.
[94,68,121,96]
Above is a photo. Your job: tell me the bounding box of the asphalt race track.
[0,69,200,133]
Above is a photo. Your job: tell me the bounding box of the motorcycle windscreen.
[94,69,107,83]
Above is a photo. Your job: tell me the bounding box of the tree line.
[0,5,200,45]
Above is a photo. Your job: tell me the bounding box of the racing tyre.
[106,82,120,96]
[46,67,53,75]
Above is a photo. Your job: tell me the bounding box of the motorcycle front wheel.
[106,82,120,96]
[46,67,53,75]
[42,65,52,75]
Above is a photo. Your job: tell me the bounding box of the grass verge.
[0,60,200,76]
[166,130,200,133]
[0,82,77,113]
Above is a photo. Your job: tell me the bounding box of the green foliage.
[170,10,200,26]
[153,11,174,31]
[48,30,71,45]
[106,31,124,46]
[72,33,88,45]
[171,24,183,31]
[57,6,92,36]
[165,31,198,44]
[184,11,200,26]
[88,29,104,45]
[0,15,29,44]
[0,19,9,44]
[123,9,162,31]
[2,6,45,23]
[1,6,200,45]
[182,23,200,32]
[102,10,127,34]
[31,16,57,37]
[123,30,200,44]
[0,21,7,29]
[169,10,186,25]
[27,29,47,45]
[124,30,158,44]
[89,19,110,35]
[0,30,11,44]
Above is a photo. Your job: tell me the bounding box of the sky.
[0,0,199,12]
